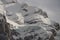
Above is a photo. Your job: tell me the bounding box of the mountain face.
[0,14,11,40]
[0,0,60,40]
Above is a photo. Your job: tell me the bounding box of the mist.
[18,0,60,23]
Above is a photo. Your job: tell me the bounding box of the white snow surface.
[0,0,60,40]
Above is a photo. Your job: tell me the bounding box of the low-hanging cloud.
[18,0,60,23]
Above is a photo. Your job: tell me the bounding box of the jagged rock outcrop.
[0,14,11,40]
[0,0,60,40]
[4,2,60,40]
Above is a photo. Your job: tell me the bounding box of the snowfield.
[0,0,60,40]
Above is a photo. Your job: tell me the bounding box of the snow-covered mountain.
[0,0,60,40]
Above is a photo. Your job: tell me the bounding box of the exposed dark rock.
[50,29,57,36]
[34,33,38,36]
[37,37,42,40]
[17,37,23,40]
[11,29,20,36]
[42,12,48,18]
[24,35,33,40]
[25,20,38,24]
[0,14,11,40]
[54,22,60,30]
[49,35,55,40]
[22,8,28,12]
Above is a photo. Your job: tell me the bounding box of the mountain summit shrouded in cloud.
[0,0,60,40]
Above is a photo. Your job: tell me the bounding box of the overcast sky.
[18,0,60,23]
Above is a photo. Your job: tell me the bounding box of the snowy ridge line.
[6,17,25,27]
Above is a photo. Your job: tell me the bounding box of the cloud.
[18,0,60,23]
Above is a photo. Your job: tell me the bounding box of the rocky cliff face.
[0,14,11,40]
[0,0,60,40]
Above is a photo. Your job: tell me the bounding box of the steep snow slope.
[5,2,51,25]
[0,0,60,40]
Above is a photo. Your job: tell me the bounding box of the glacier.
[0,0,60,40]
